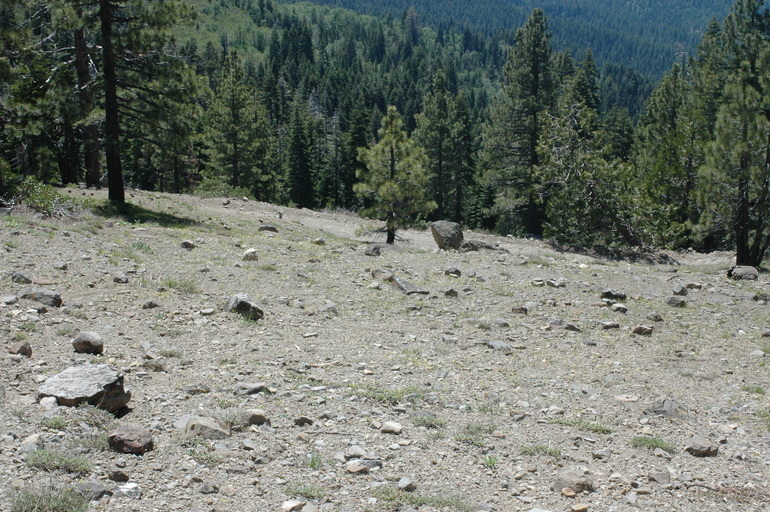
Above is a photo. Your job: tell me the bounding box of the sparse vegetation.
[306,451,323,469]
[455,422,496,448]
[350,384,421,405]
[374,487,475,511]
[631,436,676,453]
[520,444,561,457]
[165,276,199,294]
[26,449,92,474]
[549,418,614,434]
[285,481,326,499]
[741,385,766,395]
[412,415,446,429]
[483,454,498,468]
[40,417,67,430]
[10,483,89,512]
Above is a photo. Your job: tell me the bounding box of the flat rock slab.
[552,467,595,493]
[108,426,154,454]
[20,287,62,307]
[37,364,131,412]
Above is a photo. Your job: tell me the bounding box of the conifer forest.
[2,0,770,266]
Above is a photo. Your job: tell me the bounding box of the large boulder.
[430,221,463,250]
[108,426,154,454]
[37,364,131,412]
[19,288,62,307]
[728,266,759,281]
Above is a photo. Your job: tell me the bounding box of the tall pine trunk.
[100,0,124,202]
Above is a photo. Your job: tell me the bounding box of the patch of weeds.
[218,356,238,366]
[483,454,498,469]
[306,451,323,469]
[10,483,89,512]
[412,415,446,429]
[520,444,561,457]
[70,433,109,452]
[285,481,326,499]
[762,345,770,355]
[374,486,475,512]
[181,436,223,467]
[258,263,277,271]
[131,241,153,253]
[40,417,67,430]
[20,322,38,332]
[350,384,421,405]
[64,308,88,320]
[429,430,446,441]
[630,436,676,453]
[165,277,198,294]
[55,326,78,338]
[741,385,766,395]
[26,449,92,474]
[455,422,496,448]
[13,331,29,342]
[549,418,613,434]
[159,349,182,358]
[477,321,492,331]
[757,411,770,430]
[476,397,502,414]
[4,239,18,249]
[76,404,116,431]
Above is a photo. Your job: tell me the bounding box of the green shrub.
[15,177,81,217]
[26,449,92,474]
[10,483,89,512]
[193,177,253,199]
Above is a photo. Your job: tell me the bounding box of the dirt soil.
[1,188,769,512]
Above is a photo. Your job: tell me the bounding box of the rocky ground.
[1,188,769,512]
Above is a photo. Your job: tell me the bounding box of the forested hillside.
[298,0,734,77]
[2,0,770,266]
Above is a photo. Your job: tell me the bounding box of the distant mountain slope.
[285,0,733,77]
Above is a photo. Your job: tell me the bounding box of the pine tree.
[478,8,555,236]
[355,105,435,244]
[286,97,316,208]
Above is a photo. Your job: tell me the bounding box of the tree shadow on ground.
[547,241,680,265]
[92,201,199,228]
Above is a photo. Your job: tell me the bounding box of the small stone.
[601,321,620,330]
[108,426,154,454]
[258,224,279,233]
[11,272,32,284]
[113,274,129,284]
[108,468,130,482]
[9,340,32,357]
[294,416,314,426]
[76,481,113,501]
[242,248,259,261]
[142,300,160,309]
[0,295,18,305]
[571,505,590,512]
[185,417,230,439]
[666,296,686,307]
[610,303,628,314]
[601,289,627,301]
[282,500,306,511]
[20,288,62,307]
[552,468,595,494]
[444,267,462,277]
[346,463,369,474]
[685,437,718,457]
[444,288,458,297]
[381,421,402,434]
[561,487,576,498]
[647,312,664,322]
[365,244,384,256]
[672,285,688,296]
[311,238,325,245]
[225,293,264,321]
[633,325,653,336]
[114,483,142,499]
[512,306,528,315]
[648,471,670,485]
[199,482,219,494]
[72,331,104,355]
[180,240,196,249]
[397,477,416,492]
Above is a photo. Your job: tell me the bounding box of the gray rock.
[460,239,508,252]
[236,382,269,395]
[225,293,264,321]
[666,296,686,307]
[142,300,160,309]
[294,416,314,426]
[431,221,463,250]
[647,312,664,322]
[236,409,270,426]
[645,398,684,418]
[114,483,142,499]
[112,274,129,284]
[610,303,628,314]
[601,289,627,301]
[728,266,758,280]
[53,261,68,271]
[11,272,32,284]
[398,477,416,492]
[633,325,654,336]
[512,306,528,315]
[9,340,32,357]
[37,364,131,412]
[484,340,513,354]
[108,426,154,454]
[381,421,402,434]
[601,321,620,330]
[0,294,18,305]
[72,331,104,355]
[364,244,384,256]
[444,267,462,277]
[390,275,429,295]
[551,467,595,493]
[108,468,130,482]
[185,417,229,439]
[76,481,113,501]
[199,482,219,494]
[685,437,718,457]
[242,248,259,261]
[673,285,688,296]
[19,288,62,307]
[258,224,278,232]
